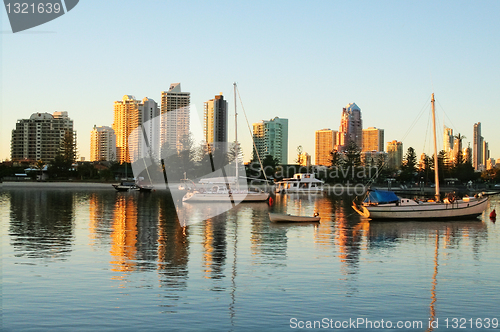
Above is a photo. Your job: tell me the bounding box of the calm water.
[1,187,499,331]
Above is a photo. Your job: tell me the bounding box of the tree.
[399,147,417,183]
[344,141,361,168]
[61,131,77,164]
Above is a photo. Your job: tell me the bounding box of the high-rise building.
[482,140,489,167]
[90,126,116,162]
[113,95,142,164]
[112,95,160,164]
[252,117,288,164]
[387,140,403,169]
[473,122,482,170]
[204,93,228,146]
[299,152,311,167]
[336,103,362,152]
[139,97,160,161]
[362,127,384,152]
[443,126,454,161]
[315,129,337,166]
[161,83,190,153]
[11,111,75,162]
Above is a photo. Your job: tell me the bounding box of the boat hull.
[363,197,488,220]
[268,212,320,222]
[182,191,269,202]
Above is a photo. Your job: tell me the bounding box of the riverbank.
[1,181,115,190]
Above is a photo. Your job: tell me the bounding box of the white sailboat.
[182,83,270,203]
[353,93,488,220]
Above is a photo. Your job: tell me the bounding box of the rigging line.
[400,95,432,143]
[235,85,268,181]
[422,107,432,154]
[436,98,457,133]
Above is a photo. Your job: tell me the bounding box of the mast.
[234,82,238,183]
[431,93,440,201]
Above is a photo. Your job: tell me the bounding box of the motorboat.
[275,173,324,193]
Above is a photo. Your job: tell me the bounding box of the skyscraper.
[336,103,362,152]
[204,93,228,146]
[139,97,160,161]
[443,126,454,161]
[253,117,288,164]
[90,125,116,162]
[315,128,337,166]
[113,95,142,164]
[362,127,384,152]
[161,83,190,153]
[473,122,482,170]
[387,140,403,169]
[11,111,75,162]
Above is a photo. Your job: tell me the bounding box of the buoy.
[268,196,274,207]
[490,209,496,220]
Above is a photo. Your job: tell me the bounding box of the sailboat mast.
[431,93,440,201]
[234,82,238,182]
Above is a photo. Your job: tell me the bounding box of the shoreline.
[1,181,116,189]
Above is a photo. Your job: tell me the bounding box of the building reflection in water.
[157,194,189,297]
[9,190,75,260]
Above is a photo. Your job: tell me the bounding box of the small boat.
[112,181,137,191]
[275,173,324,194]
[269,212,320,222]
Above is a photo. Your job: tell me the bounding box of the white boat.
[275,173,324,193]
[182,83,270,203]
[268,212,320,222]
[182,177,269,202]
[353,93,489,220]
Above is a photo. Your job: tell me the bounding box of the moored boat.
[268,212,320,222]
[275,173,324,193]
[353,93,489,220]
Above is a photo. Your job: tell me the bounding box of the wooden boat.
[353,94,488,220]
[269,212,320,222]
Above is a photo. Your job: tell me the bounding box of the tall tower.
[204,93,228,147]
[362,127,384,152]
[90,126,116,162]
[11,111,75,162]
[443,126,454,162]
[112,95,141,164]
[473,122,482,170]
[336,103,362,152]
[161,83,190,153]
[315,128,337,166]
[252,117,288,164]
[139,97,160,161]
[387,140,403,169]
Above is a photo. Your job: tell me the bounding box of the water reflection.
[4,189,498,330]
[9,190,75,260]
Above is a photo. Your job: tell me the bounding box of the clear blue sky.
[2,0,500,163]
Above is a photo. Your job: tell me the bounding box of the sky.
[2,0,500,164]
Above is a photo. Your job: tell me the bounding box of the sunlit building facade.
[253,117,288,164]
[11,111,75,163]
[362,127,384,152]
[204,93,228,146]
[336,103,362,152]
[90,125,116,162]
[315,128,336,166]
[387,140,403,169]
[161,83,190,153]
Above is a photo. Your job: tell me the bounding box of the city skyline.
[2,1,500,163]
